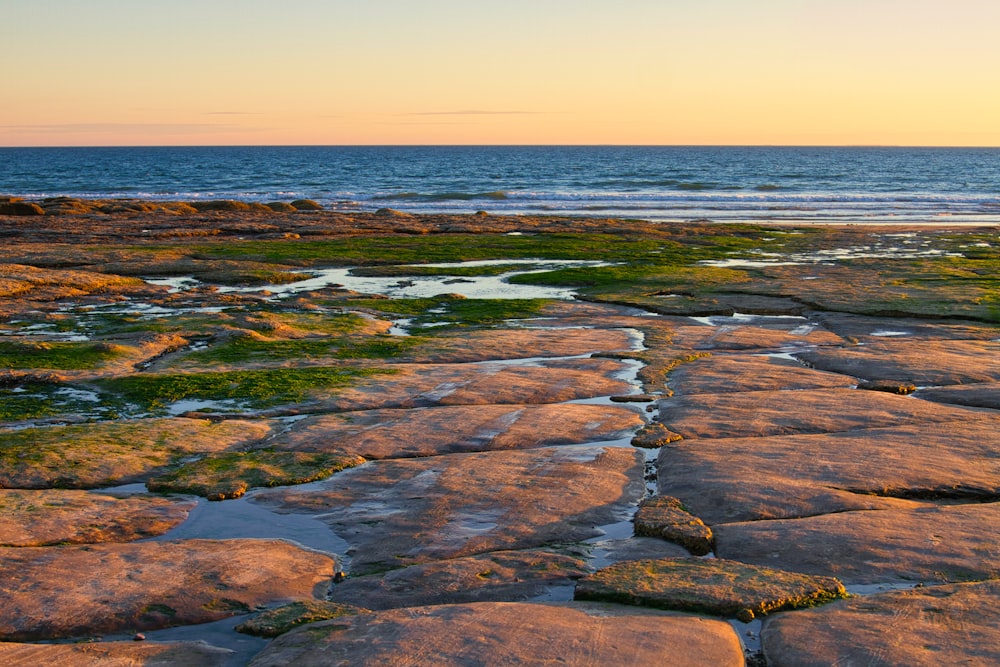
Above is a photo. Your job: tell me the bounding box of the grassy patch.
[185,331,421,365]
[147,450,366,500]
[0,418,270,489]
[349,263,532,277]
[95,366,392,412]
[0,341,125,370]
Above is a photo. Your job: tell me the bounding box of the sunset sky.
[3,0,1000,147]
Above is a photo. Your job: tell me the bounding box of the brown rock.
[658,387,981,440]
[715,503,1000,585]
[248,601,745,667]
[258,445,644,575]
[575,557,847,621]
[272,403,643,459]
[799,339,1000,385]
[658,420,1000,524]
[0,489,194,546]
[0,201,45,216]
[290,199,324,211]
[915,382,1000,410]
[309,358,634,411]
[631,422,684,448]
[405,327,636,362]
[762,580,1000,667]
[328,549,589,610]
[633,496,713,555]
[0,640,234,666]
[0,539,335,640]
[665,354,856,395]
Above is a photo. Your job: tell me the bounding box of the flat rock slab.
[328,549,589,610]
[575,557,846,622]
[311,358,633,410]
[407,327,637,362]
[248,601,745,667]
[272,403,643,459]
[258,445,644,575]
[0,539,335,640]
[916,382,1000,410]
[0,418,271,489]
[669,323,844,352]
[0,489,194,546]
[658,420,1000,523]
[0,640,234,667]
[799,339,1000,386]
[659,388,983,440]
[762,580,1000,667]
[665,354,855,395]
[715,503,1000,585]
[812,312,1000,342]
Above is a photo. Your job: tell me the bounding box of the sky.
[2,0,1000,147]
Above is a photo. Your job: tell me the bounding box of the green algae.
[146,450,365,500]
[235,601,370,637]
[95,366,392,413]
[0,341,125,370]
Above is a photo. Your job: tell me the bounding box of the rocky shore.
[0,202,997,665]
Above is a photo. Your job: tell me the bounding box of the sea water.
[2,145,999,224]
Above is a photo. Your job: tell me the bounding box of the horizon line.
[4,143,1000,150]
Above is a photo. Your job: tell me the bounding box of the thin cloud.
[2,123,244,135]
[203,111,262,116]
[400,110,543,117]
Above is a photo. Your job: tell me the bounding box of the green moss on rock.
[574,557,847,622]
[235,600,369,637]
[633,496,713,555]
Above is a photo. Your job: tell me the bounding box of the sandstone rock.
[190,200,251,212]
[248,601,745,667]
[0,418,272,489]
[146,450,365,500]
[405,326,636,363]
[236,600,369,637]
[714,503,1000,585]
[762,580,1000,667]
[658,387,981,440]
[799,339,1000,385]
[327,548,588,610]
[308,358,634,411]
[0,640,234,666]
[0,489,194,546]
[915,382,1000,410]
[633,496,713,555]
[271,403,643,459]
[290,199,324,211]
[575,557,846,622]
[264,202,297,212]
[0,201,45,216]
[258,445,644,575]
[664,354,856,394]
[658,420,1000,524]
[670,322,844,351]
[631,422,684,448]
[0,539,335,640]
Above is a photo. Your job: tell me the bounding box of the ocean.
[2,145,999,224]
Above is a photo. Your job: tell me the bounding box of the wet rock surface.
[258,445,644,575]
[0,539,336,640]
[762,580,1000,667]
[575,557,847,621]
[0,489,194,546]
[247,601,746,667]
[1,212,997,663]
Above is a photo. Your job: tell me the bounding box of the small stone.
[133,633,146,641]
[630,422,683,448]
[633,496,713,555]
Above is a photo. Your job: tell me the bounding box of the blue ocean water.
[2,145,999,224]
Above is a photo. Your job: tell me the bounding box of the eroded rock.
[633,496,713,555]
[762,580,1000,667]
[575,557,847,622]
[258,445,644,575]
[327,548,588,610]
[271,403,643,459]
[0,539,335,640]
[248,601,745,667]
[0,640,234,666]
[715,503,1000,585]
[236,600,369,637]
[0,489,194,546]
